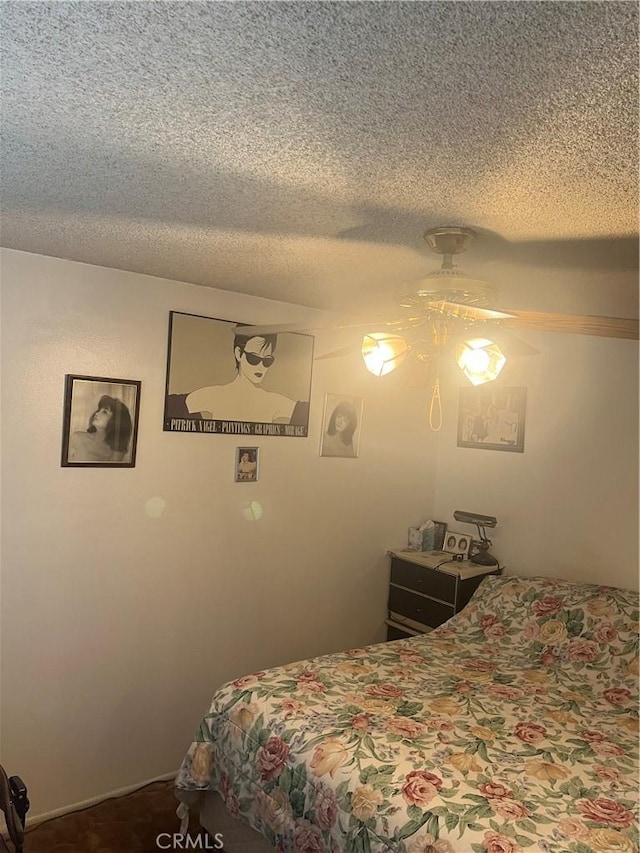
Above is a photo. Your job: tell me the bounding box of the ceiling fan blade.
[315,345,361,360]
[234,320,333,335]
[430,301,516,321]
[502,311,639,340]
[235,315,429,337]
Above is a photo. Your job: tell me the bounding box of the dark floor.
[22,780,210,853]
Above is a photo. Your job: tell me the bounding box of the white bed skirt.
[176,788,274,852]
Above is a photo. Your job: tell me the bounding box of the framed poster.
[319,393,363,458]
[163,312,314,437]
[457,386,526,453]
[61,375,141,467]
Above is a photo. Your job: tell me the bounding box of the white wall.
[1,248,638,821]
[0,249,438,819]
[434,330,639,590]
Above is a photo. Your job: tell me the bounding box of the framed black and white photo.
[235,447,259,482]
[163,312,314,437]
[319,393,363,458]
[61,375,141,467]
[443,532,472,557]
[457,386,526,453]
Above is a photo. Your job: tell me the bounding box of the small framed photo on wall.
[319,394,363,458]
[457,386,526,453]
[235,447,259,482]
[60,375,141,467]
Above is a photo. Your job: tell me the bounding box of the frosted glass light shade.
[361,333,410,376]
[457,338,506,385]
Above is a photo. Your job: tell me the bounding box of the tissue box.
[407,527,423,550]
[421,526,435,551]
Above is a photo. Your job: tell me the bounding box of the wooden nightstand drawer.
[390,557,456,602]
[385,549,504,639]
[388,585,454,628]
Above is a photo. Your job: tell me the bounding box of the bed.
[175,575,639,852]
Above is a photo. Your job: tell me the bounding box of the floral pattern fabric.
[175,575,639,853]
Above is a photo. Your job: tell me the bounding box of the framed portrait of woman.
[235,447,259,482]
[60,375,141,467]
[319,393,363,458]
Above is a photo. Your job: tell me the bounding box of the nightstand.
[386,549,503,640]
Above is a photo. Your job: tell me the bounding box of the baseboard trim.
[24,770,178,829]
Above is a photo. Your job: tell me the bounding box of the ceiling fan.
[237,226,639,429]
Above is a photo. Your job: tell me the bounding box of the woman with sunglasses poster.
[185,331,296,424]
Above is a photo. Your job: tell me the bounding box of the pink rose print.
[232,671,266,688]
[487,685,521,701]
[594,623,618,642]
[479,782,513,799]
[566,638,599,662]
[385,717,425,738]
[514,722,547,744]
[580,730,606,742]
[578,797,635,827]
[233,675,258,689]
[350,714,370,731]
[595,765,621,784]
[533,596,563,616]
[402,770,443,808]
[367,683,403,699]
[293,818,326,853]
[300,681,327,693]
[400,650,424,664]
[489,799,531,820]
[297,670,321,682]
[592,742,625,758]
[483,831,520,853]
[314,788,338,830]
[604,688,632,705]
[257,736,290,781]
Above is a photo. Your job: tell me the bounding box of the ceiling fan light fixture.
[361,333,410,377]
[457,338,506,385]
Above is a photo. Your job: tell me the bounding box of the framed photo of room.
[457,386,526,453]
[163,312,314,437]
[60,375,141,467]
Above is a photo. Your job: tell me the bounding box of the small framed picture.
[61,375,141,467]
[443,532,472,558]
[319,393,363,458]
[235,447,259,482]
[458,386,526,452]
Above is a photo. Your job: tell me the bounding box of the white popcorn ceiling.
[1,1,638,319]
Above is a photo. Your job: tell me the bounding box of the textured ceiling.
[1,1,638,319]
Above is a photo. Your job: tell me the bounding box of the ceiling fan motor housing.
[396,270,499,309]
[423,226,477,257]
[397,225,499,310]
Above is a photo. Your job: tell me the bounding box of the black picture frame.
[457,386,526,453]
[163,312,314,437]
[60,375,141,467]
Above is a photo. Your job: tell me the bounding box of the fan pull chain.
[429,378,442,431]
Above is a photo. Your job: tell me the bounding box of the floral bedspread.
[175,576,639,853]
